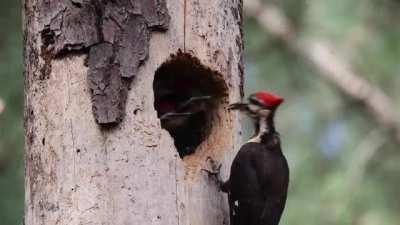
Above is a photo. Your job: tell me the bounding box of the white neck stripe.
[247,117,268,143]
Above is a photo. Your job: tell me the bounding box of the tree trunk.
[24,0,243,225]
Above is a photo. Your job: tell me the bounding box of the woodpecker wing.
[254,140,289,225]
[228,140,289,225]
[253,138,289,225]
[258,193,287,225]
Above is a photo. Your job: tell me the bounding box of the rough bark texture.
[24,0,243,225]
[39,0,170,124]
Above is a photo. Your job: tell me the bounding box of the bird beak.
[228,103,248,111]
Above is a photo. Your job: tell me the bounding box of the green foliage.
[0,0,24,224]
[245,1,400,225]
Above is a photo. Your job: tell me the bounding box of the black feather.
[223,137,289,225]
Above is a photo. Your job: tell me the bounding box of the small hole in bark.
[71,0,83,8]
[41,26,55,48]
[153,51,227,158]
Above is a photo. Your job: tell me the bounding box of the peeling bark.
[88,43,127,124]
[39,0,170,124]
[115,14,150,79]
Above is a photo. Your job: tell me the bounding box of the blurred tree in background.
[244,0,400,225]
[0,0,24,224]
[0,0,399,224]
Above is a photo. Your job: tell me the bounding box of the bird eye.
[249,97,264,107]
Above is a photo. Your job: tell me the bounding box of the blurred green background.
[0,0,24,224]
[0,0,399,224]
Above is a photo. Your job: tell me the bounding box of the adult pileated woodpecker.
[207,91,289,225]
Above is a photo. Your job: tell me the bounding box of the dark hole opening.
[154,52,227,158]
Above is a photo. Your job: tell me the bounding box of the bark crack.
[174,156,181,225]
[69,119,77,182]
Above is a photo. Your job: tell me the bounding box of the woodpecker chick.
[157,95,212,157]
[210,91,289,225]
[159,95,211,130]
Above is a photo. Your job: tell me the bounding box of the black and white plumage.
[213,91,289,225]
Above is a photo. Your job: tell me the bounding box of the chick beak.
[228,103,249,111]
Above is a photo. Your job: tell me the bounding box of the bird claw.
[202,156,222,175]
[202,164,222,176]
[202,157,224,190]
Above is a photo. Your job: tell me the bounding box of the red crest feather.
[254,91,284,108]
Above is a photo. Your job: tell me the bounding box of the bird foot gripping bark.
[202,157,225,191]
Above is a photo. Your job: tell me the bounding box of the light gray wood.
[179,1,244,225]
[24,0,243,224]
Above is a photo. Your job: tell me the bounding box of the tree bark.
[24,0,243,225]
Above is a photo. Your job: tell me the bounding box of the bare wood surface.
[180,1,244,224]
[244,0,400,143]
